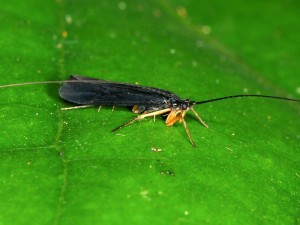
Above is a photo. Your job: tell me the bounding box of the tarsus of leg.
[181,115,196,147]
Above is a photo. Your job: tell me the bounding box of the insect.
[1,75,300,147]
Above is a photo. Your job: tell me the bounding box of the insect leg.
[190,107,208,128]
[111,116,140,132]
[61,105,93,111]
[180,115,196,147]
[112,108,171,132]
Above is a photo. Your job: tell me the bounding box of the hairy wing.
[59,75,180,106]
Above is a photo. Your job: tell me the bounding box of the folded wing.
[59,75,180,106]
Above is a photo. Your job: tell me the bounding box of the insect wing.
[59,75,180,106]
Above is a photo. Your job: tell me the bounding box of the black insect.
[57,75,300,147]
[1,75,300,147]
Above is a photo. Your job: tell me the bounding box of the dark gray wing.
[59,75,180,106]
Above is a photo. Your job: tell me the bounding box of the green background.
[0,0,299,224]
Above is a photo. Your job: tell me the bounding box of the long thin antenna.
[0,81,67,88]
[0,79,106,89]
[196,94,300,105]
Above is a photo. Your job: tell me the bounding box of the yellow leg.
[190,107,208,128]
[180,116,196,147]
[112,108,171,132]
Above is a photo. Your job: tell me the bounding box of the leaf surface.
[0,0,299,224]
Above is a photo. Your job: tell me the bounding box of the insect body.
[59,75,207,147]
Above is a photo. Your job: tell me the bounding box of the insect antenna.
[0,79,111,89]
[0,80,68,88]
[196,94,300,105]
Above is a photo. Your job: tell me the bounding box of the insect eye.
[181,103,187,109]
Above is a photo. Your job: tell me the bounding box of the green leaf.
[0,0,299,224]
